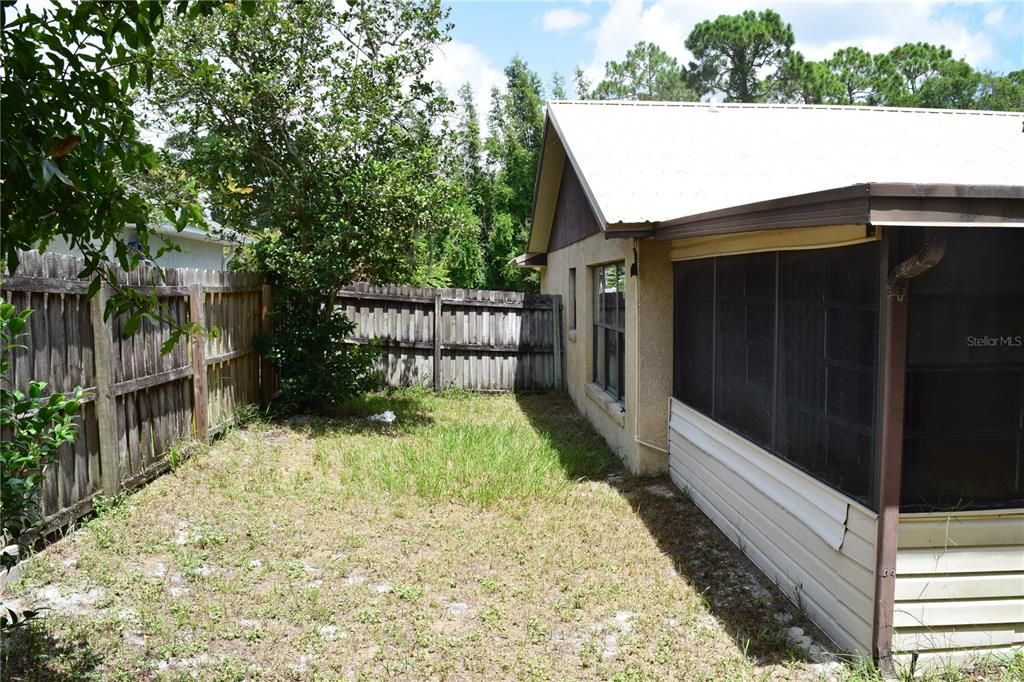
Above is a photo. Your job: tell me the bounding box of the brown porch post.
[872,228,947,673]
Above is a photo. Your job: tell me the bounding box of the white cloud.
[426,39,504,133]
[983,6,1005,27]
[542,8,591,33]
[581,1,1003,93]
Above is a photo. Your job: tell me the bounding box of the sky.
[427,0,1024,118]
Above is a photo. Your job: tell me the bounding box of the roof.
[527,101,1024,253]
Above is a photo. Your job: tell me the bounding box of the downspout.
[872,228,947,674]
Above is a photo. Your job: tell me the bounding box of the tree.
[878,42,954,103]
[479,57,545,291]
[917,59,983,109]
[573,66,593,99]
[591,41,695,101]
[772,52,844,104]
[149,0,458,409]
[1,0,211,338]
[550,72,568,100]
[824,47,878,105]
[685,9,795,102]
[977,70,1024,111]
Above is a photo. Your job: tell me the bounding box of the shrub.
[254,289,379,413]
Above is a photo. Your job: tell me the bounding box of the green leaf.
[121,312,142,338]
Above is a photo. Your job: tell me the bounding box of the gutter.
[872,228,947,673]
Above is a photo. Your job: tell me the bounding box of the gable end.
[548,161,601,252]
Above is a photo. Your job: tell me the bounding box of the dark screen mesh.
[715,252,776,448]
[776,243,879,505]
[901,228,1024,511]
[673,259,714,414]
[673,242,880,508]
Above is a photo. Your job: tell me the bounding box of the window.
[901,228,1024,511]
[568,268,577,331]
[673,242,881,507]
[593,262,625,402]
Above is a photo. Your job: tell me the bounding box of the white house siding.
[667,397,878,654]
[893,511,1024,670]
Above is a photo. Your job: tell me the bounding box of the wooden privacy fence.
[1,250,274,532]
[337,283,563,391]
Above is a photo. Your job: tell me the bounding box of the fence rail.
[337,283,563,392]
[1,250,272,532]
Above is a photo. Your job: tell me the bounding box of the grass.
[2,390,1021,680]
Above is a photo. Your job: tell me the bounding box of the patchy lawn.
[2,391,1021,681]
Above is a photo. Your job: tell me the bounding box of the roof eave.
[655,183,1024,241]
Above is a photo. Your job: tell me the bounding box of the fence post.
[551,297,563,390]
[259,284,272,406]
[189,283,209,443]
[433,291,442,392]
[89,283,120,496]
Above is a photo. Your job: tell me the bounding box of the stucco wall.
[540,232,670,474]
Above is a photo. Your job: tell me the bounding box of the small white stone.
[122,630,145,646]
[344,569,367,586]
[318,625,342,640]
[613,611,634,632]
[372,582,392,593]
[249,559,263,569]
[601,633,619,659]
[645,484,676,498]
[445,601,469,614]
[239,619,261,628]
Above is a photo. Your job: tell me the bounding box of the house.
[519,101,1024,672]
[46,222,244,270]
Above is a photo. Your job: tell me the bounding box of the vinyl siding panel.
[668,398,878,655]
[893,511,1024,670]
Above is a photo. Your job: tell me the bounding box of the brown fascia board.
[654,183,1024,240]
[513,252,547,268]
[605,223,656,239]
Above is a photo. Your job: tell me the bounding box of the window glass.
[593,262,626,402]
[568,268,577,331]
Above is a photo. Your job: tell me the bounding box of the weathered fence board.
[336,283,563,392]
[1,250,271,532]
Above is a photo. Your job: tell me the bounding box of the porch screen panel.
[776,243,879,505]
[673,258,714,414]
[902,228,1024,511]
[715,253,776,449]
[673,241,881,509]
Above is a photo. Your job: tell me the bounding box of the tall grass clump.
[314,393,611,506]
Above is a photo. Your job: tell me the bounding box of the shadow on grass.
[514,392,616,482]
[1,620,103,681]
[514,391,816,669]
[280,387,437,438]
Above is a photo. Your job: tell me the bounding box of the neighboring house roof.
[527,101,1024,254]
